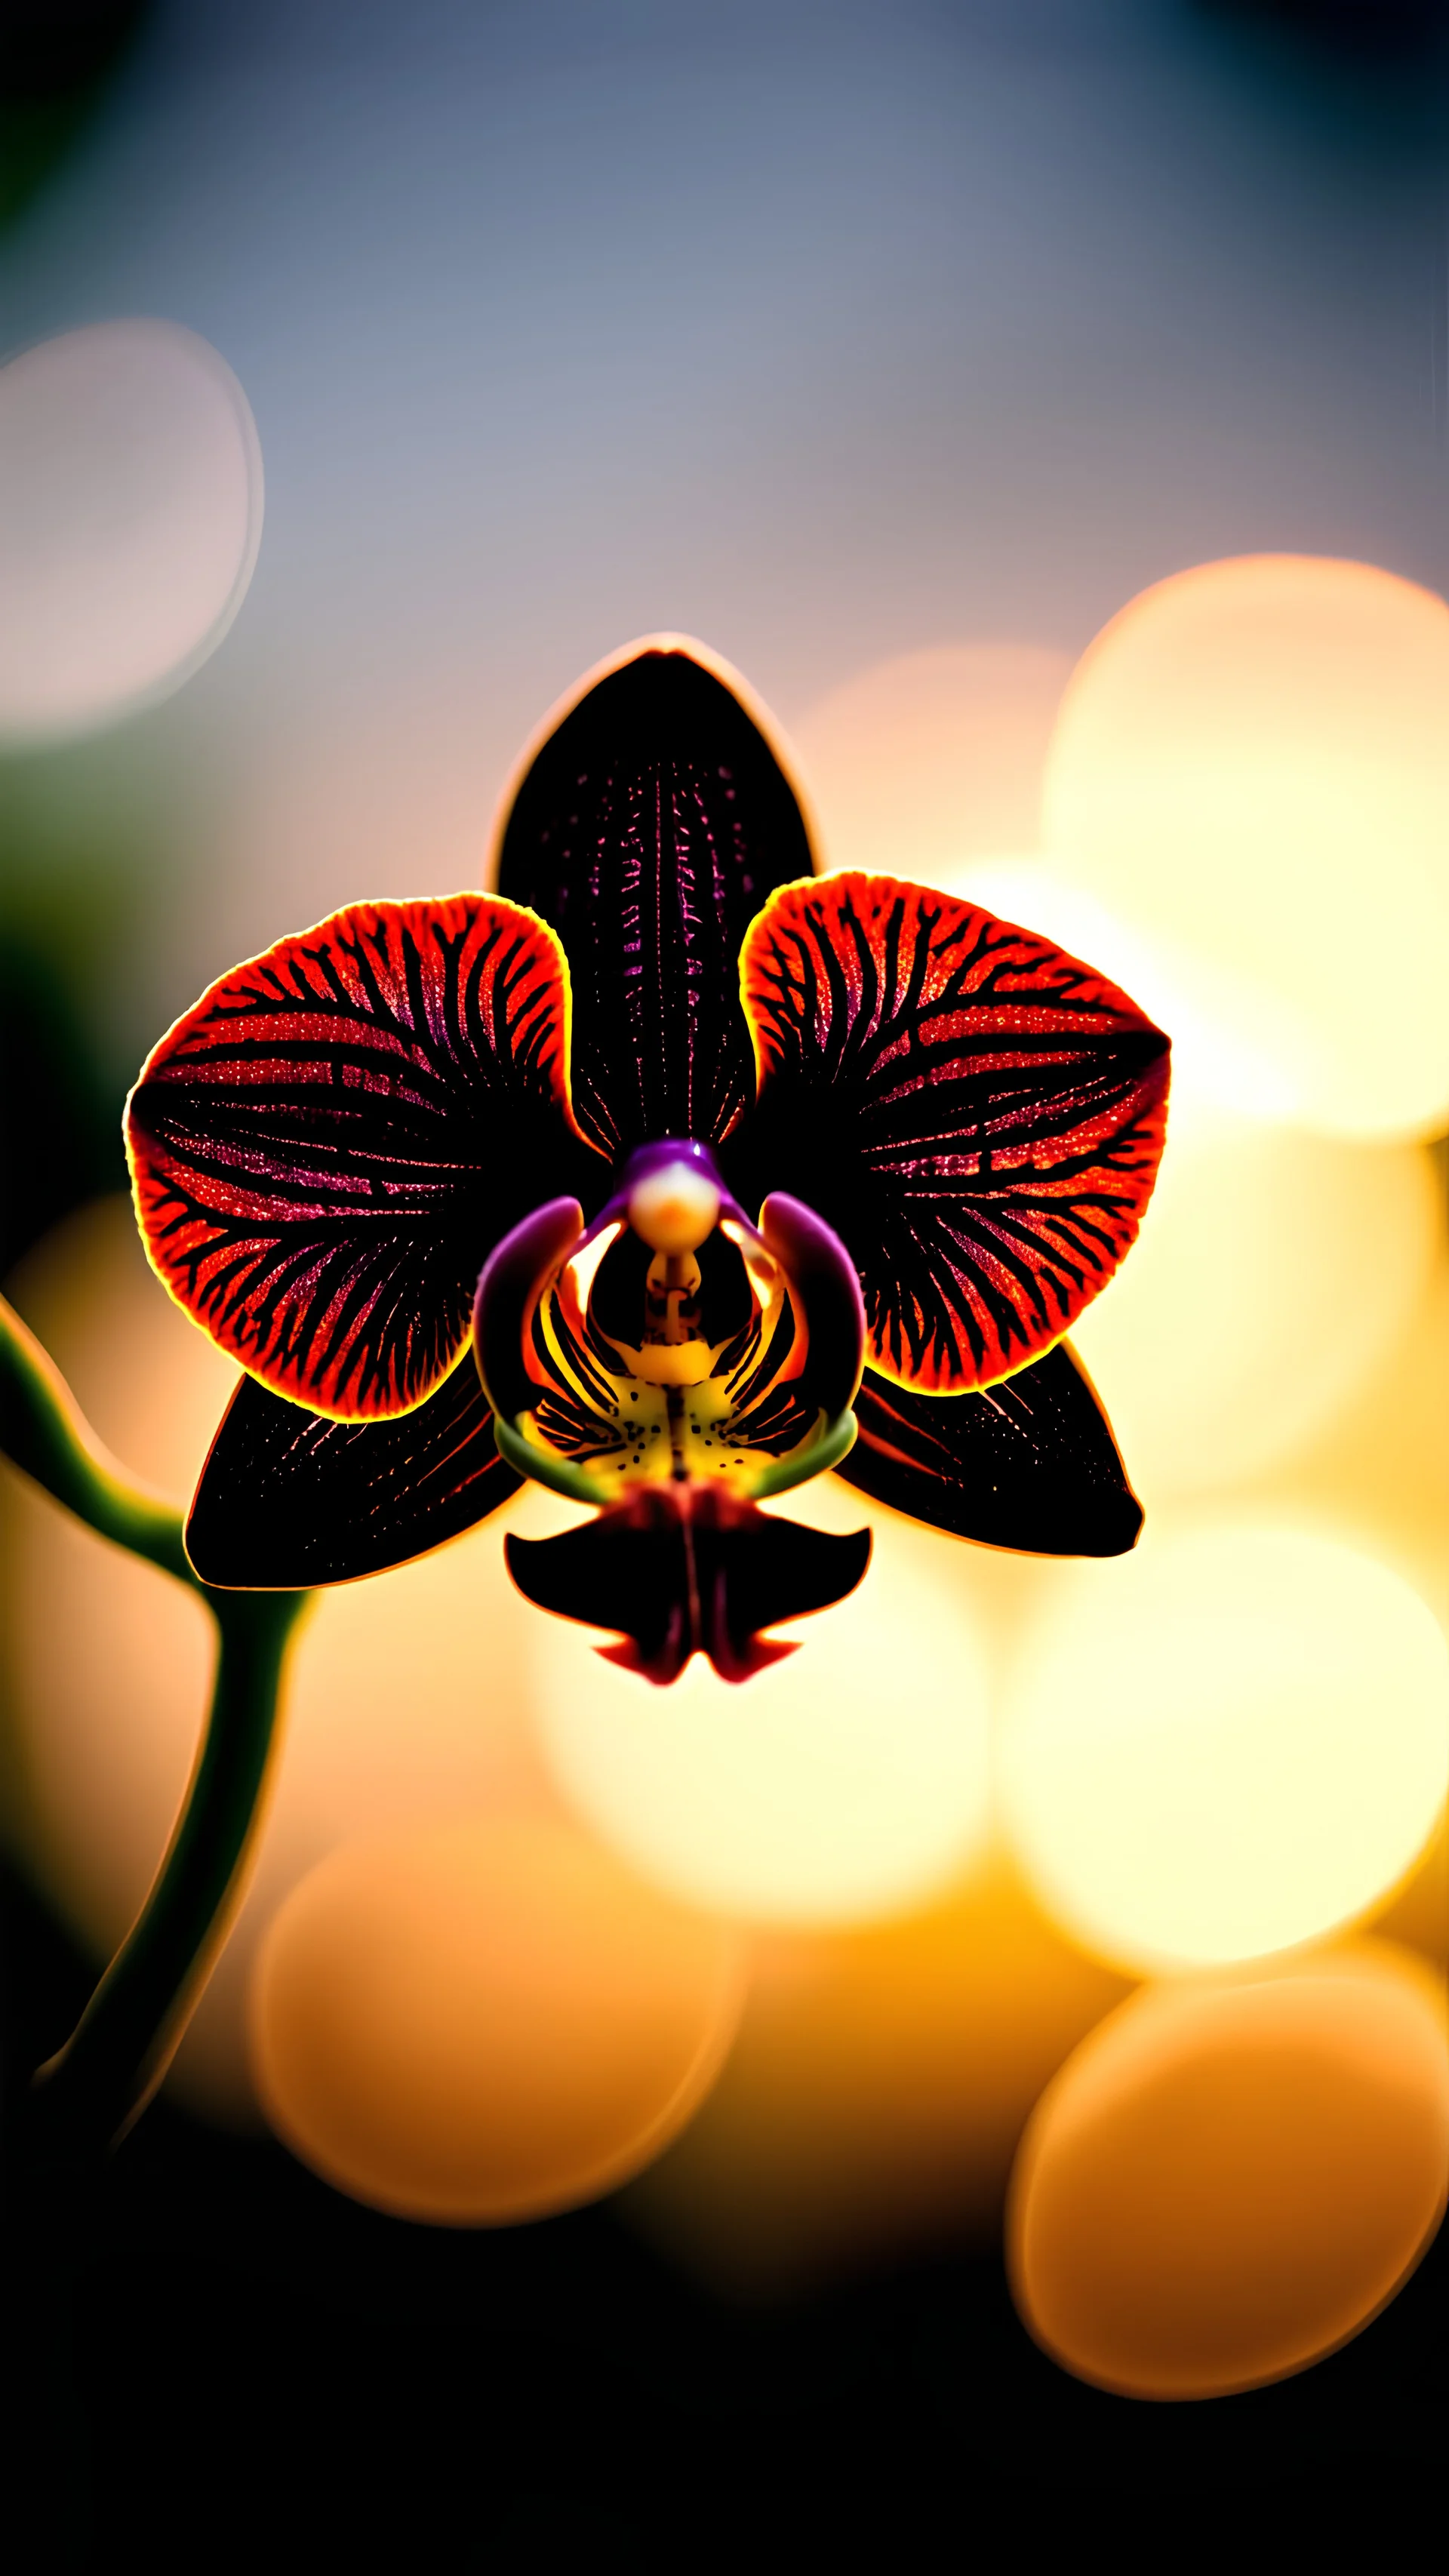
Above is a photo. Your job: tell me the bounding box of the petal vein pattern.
[741,875,1170,1392]
[837,1350,1142,1556]
[125,895,583,1419]
[186,1363,521,1587]
[496,648,816,1159]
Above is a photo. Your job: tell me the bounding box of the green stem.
[0,1295,193,1585]
[1,1294,309,2165]
[27,1589,305,2158]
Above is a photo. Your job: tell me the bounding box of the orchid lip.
[472,1138,865,1513]
[505,1481,872,1685]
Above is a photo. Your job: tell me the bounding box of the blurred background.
[2,0,1447,2552]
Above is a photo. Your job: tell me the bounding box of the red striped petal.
[740,873,1169,1393]
[126,894,588,1419]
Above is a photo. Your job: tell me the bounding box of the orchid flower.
[124,642,1170,1682]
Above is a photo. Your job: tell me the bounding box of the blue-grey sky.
[2,0,1445,1066]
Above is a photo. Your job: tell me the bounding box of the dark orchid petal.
[495,643,816,1162]
[505,1483,872,1684]
[126,896,592,1420]
[740,873,1170,1393]
[833,1346,1142,1556]
[186,1361,521,1587]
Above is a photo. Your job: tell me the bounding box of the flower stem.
[0,1294,309,2166]
[1,1294,197,1581]
[27,1587,305,2160]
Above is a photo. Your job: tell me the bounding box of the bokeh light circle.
[251,1816,745,2223]
[789,644,1072,878]
[532,1500,994,1926]
[998,1522,1449,1972]
[1041,554,1449,1140]
[1008,1948,1449,2399]
[1066,1113,1439,1504]
[0,319,263,743]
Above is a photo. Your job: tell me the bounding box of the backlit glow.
[789,643,1072,879]
[998,1522,1449,1972]
[940,857,1297,1130]
[1042,555,1449,1140]
[1066,1112,1440,1505]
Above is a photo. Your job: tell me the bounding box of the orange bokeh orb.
[789,642,1072,879]
[1008,1945,1449,2399]
[250,1814,745,2224]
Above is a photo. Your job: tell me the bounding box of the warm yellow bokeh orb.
[998,1522,1449,1973]
[788,643,1072,879]
[1042,554,1449,1140]
[251,1814,744,2224]
[1067,1113,1440,1505]
[1254,1252,1449,1651]
[531,1491,995,1926]
[1008,1947,1449,2399]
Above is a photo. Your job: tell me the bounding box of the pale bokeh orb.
[998,1520,1449,1974]
[531,1485,995,1928]
[0,1199,561,2125]
[622,1858,1131,2297]
[0,319,263,743]
[251,1815,745,2224]
[1251,1253,1449,1652]
[1067,1112,1441,1506]
[1008,1947,1449,2399]
[787,643,1072,879]
[1041,555,1449,1141]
